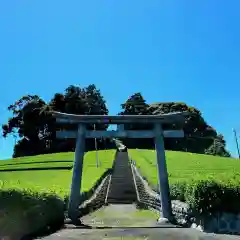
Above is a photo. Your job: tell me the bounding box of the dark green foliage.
[2,84,112,158]
[2,88,229,158]
[119,93,154,149]
[169,182,186,202]
[167,181,240,215]
[119,92,151,116]
[2,95,48,139]
[150,102,218,153]
[119,94,229,156]
[0,189,64,239]
[2,95,50,158]
[119,92,153,130]
[13,138,46,158]
[205,134,231,157]
[182,180,240,215]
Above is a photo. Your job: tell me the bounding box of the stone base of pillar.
[65,218,85,227]
[157,217,170,224]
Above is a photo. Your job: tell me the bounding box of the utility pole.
[233,128,240,159]
[94,124,99,167]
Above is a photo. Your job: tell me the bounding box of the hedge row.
[170,180,240,215]
[0,168,113,239]
[140,173,240,215]
[0,189,65,239]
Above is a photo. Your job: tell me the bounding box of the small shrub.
[184,180,240,215]
[170,182,186,202]
[169,180,240,215]
[0,189,65,239]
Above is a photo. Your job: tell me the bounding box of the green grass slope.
[2,149,240,199]
[0,150,115,197]
[129,149,240,186]
[129,149,240,214]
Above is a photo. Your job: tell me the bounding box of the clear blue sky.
[0,0,240,159]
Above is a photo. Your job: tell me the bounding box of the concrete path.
[81,204,159,227]
[38,227,240,240]
[38,204,240,239]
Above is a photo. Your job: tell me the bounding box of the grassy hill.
[128,149,240,216]
[0,150,115,198]
[1,149,240,238]
[1,149,240,198]
[129,149,240,187]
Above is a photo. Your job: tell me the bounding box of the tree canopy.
[2,86,230,158]
[2,84,113,157]
[118,92,229,156]
[205,134,230,157]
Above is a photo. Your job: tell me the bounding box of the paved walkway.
[39,228,240,240]
[39,204,240,239]
[81,204,159,227]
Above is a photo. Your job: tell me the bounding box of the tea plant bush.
[0,189,65,239]
[0,150,115,195]
[0,150,115,238]
[129,149,240,215]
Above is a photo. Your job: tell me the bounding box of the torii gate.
[53,112,186,223]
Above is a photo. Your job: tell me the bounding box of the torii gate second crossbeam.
[52,112,186,223]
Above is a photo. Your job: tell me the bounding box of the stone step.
[108,191,136,196]
[106,152,137,203]
[109,181,134,185]
[111,173,131,175]
[109,188,136,193]
[107,199,136,204]
[108,188,136,193]
[110,176,132,179]
[107,196,137,201]
[108,193,136,197]
[110,177,133,182]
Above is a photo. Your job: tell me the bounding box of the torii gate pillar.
[155,123,172,221]
[68,124,86,222]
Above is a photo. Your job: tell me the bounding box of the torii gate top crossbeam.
[52,111,188,124]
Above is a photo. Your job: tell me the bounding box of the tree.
[205,134,231,157]
[2,84,110,157]
[45,84,109,153]
[2,95,50,157]
[118,95,229,156]
[2,95,46,138]
[119,93,154,149]
[3,87,230,158]
[85,84,108,115]
[84,84,109,131]
[119,92,151,116]
[148,102,218,153]
[119,92,152,130]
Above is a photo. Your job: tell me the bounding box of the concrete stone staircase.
[106,151,137,204]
